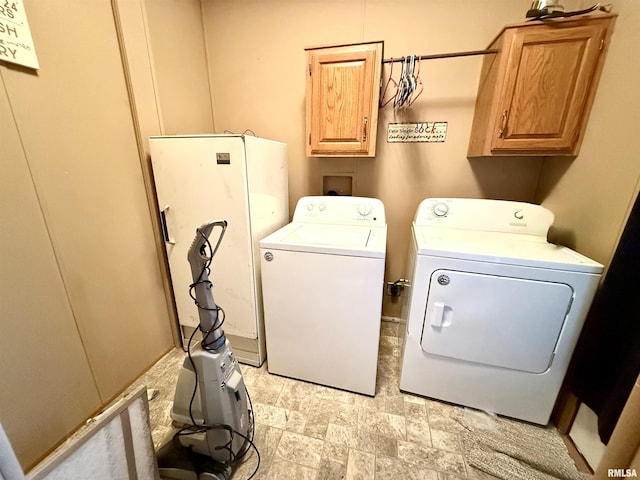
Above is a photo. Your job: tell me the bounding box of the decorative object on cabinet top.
[525,1,612,21]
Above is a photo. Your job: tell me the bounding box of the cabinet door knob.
[498,109,508,138]
[363,117,368,142]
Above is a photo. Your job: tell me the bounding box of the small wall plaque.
[387,122,447,143]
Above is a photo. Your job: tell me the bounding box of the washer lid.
[415,226,603,273]
[260,222,386,258]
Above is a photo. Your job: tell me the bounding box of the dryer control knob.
[358,203,373,216]
[318,202,326,211]
[433,202,449,217]
[306,202,314,211]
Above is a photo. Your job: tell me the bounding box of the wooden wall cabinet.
[305,41,383,157]
[468,15,615,157]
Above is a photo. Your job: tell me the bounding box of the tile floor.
[138,321,510,479]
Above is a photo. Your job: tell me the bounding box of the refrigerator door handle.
[160,205,176,244]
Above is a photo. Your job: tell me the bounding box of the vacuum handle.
[192,221,228,261]
[188,221,229,346]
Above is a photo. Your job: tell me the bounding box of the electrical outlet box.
[322,174,354,196]
[386,279,409,297]
[386,281,402,297]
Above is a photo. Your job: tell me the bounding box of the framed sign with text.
[387,122,447,143]
[0,1,39,69]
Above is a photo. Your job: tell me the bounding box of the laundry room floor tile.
[345,449,376,480]
[275,431,324,468]
[138,320,582,480]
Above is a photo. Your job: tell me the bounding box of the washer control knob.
[306,202,314,211]
[318,202,326,212]
[432,202,449,217]
[358,202,373,216]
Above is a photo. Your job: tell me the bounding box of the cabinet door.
[491,21,608,154]
[306,42,382,157]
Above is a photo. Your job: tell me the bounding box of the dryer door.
[420,269,574,373]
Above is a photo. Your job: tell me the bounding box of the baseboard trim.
[561,433,594,474]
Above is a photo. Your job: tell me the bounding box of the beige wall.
[3,0,174,399]
[202,0,638,316]
[144,0,215,134]
[0,0,197,469]
[114,0,216,346]
[0,75,102,471]
[537,0,640,268]
[535,1,640,470]
[202,0,552,316]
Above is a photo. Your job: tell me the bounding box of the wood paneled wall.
[0,0,213,469]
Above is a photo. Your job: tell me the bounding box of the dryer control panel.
[293,196,386,226]
[414,198,554,237]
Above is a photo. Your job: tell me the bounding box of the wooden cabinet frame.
[468,15,616,157]
[305,41,383,157]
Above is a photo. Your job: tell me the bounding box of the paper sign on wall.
[0,0,39,69]
[387,122,448,143]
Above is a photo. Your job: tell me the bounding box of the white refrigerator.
[149,134,288,366]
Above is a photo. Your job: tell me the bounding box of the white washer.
[399,198,603,424]
[260,196,387,395]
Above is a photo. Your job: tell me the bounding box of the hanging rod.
[382,49,498,63]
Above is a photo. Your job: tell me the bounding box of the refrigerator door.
[151,136,256,339]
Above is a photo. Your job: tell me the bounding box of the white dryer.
[260,196,386,396]
[399,198,603,424]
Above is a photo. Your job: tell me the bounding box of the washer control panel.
[293,196,386,225]
[414,198,554,237]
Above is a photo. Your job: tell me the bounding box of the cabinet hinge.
[308,133,311,145]
[599,38,605,51]
[308,63,312,75]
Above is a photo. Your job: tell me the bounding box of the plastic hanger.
[379,59,399,108]
[395,57,413,108]
[407,56,423,106]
